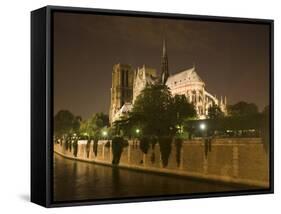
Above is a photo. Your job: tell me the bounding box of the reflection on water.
[53,153,255,202]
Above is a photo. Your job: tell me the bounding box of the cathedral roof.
[166,67,204,85]
[119,102,133,113]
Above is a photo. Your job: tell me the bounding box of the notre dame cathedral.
[109,39,227,124]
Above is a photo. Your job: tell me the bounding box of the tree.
[79,112,109,139]
[208,104,224,119]
[171,94,196,126]
[54,110,81,137]
[228,101,258,117]
[128,84,196,137]
[73,116,82,133]
[92,113,109,130]
[113,116,132,137]
[126,85,197,168]
[129,84,174,137]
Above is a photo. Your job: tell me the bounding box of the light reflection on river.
[53,153,255,202]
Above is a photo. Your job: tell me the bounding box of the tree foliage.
[208,104,224,119]
[228,101,258,117]
[80,112,109,139]
[128,84,196,137]
[172,94,196,125]
[54,110,81,137]
[130,84,173,136]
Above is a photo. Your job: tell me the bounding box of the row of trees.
[205,101,269,135]
[54,84,268,141]
[54,82,270,165]
[54,111,109,140]
[208,101,261,120]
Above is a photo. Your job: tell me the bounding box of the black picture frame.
[31,5,274,208]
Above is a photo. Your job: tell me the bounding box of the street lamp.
[200,123,206,131]
[102,131,108,137]
[136,128,140,134]
[176,125,183,134]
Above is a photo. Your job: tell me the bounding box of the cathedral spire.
[161,36,169,84]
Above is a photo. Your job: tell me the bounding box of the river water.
[53,153,256,202]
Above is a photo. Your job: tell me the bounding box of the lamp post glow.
[176,125,183,134]
[102,131,108,137]
[136,129,140,134]
[200,123,206,131]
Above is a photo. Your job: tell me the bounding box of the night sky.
[53,11,270,120]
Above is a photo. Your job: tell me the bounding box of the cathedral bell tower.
[161,37,169,84]
[109,64,134,124]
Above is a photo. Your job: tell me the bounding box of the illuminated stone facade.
[133,65,158,104]
[166,66,227,119]
[109,64,134,123]
[109,40,227,123]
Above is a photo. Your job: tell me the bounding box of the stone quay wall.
[54,138,269,188]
